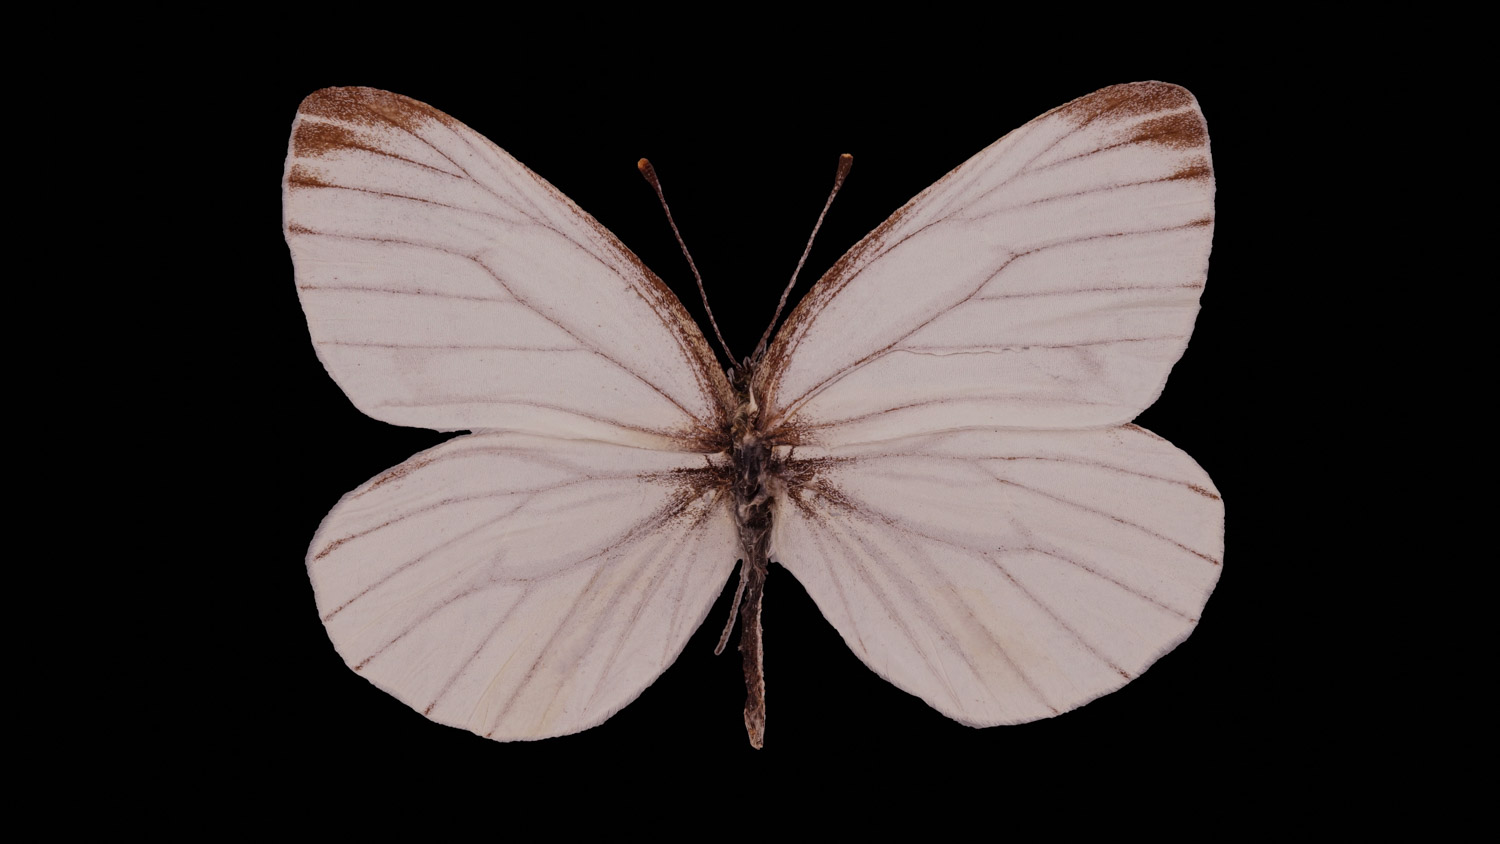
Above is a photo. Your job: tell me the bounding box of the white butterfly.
[284,83,1222,748]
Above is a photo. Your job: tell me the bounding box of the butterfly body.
[285,83,1221,747]
[697,372,833,746]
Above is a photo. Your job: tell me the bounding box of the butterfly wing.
[761,82,1221,723]
[773,427,1220,724]
[285,87,731,449]
[284,88,738,739]
[310,432,735,740]
[755,82,1213,446]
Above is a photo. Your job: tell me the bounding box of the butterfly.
[283,83,1222,748]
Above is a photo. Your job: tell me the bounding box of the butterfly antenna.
[753,153,853,361]
[638,158,736,364]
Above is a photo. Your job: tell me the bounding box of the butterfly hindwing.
[309,432,737,740]
[770,425,1222,724]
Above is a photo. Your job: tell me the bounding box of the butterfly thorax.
[729,386,774,559]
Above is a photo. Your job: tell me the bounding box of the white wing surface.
[288,83,1224,743]
[758,82,1214,446]
[310,432,737,740]
[772,425,1222,724]
[285,87,731,448]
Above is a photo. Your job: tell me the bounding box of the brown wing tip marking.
[1128,112,1208,151]
[290,119,367,159]
[1168,159,1213,182]
[286,164,333,188]
[1058,82,1197,122]
[292,87,458,164]
[301,87,454,127]
[1056,83,1207,151]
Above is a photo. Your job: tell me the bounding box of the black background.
[224,50,1315,804]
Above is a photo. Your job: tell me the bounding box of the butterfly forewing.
[756,82,1214,446]
[284,87,732,448]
